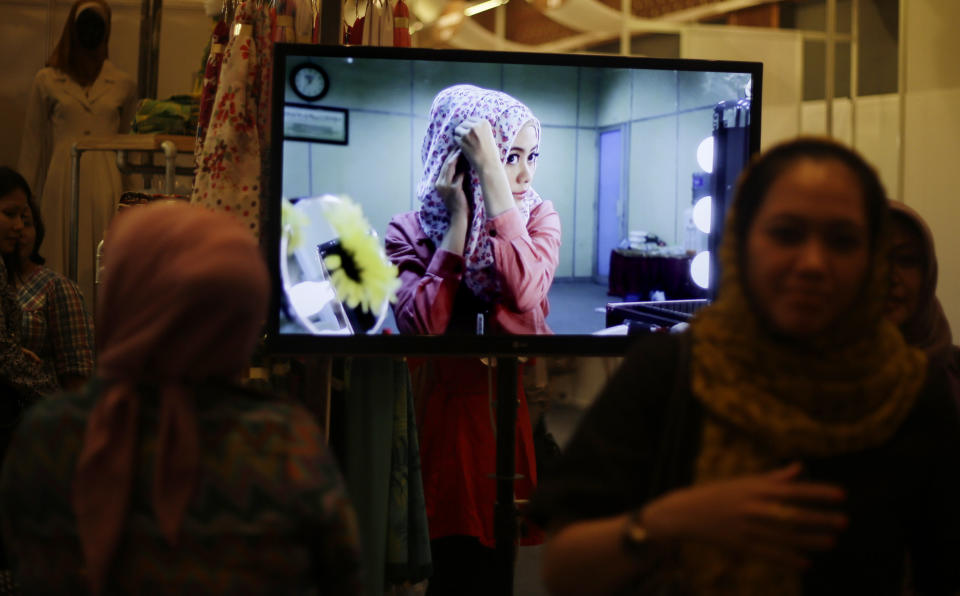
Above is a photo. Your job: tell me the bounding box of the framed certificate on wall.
[283,104,348,145]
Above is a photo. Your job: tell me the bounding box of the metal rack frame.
[68,133,194,281]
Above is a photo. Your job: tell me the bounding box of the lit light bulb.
[693,196,712,234]
[691,251,710,289]
[696,136,714,174]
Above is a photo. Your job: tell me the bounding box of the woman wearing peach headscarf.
[17,0,137,312]
[0,202,362,595]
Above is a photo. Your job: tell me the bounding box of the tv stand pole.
[494,356,519,595]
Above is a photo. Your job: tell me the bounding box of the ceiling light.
[464,0,509,17]
[435,12,463,28]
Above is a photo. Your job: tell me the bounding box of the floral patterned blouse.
[192,2,274,239]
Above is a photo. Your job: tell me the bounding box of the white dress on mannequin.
[17,60,136,312]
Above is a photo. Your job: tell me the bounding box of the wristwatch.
[621,508,650,554]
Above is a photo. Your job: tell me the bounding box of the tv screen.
[267,45,761,355]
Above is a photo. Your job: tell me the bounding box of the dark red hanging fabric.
[351,15,365,44]
[393,0,410,47]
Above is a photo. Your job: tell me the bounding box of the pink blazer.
[385,202,561,335]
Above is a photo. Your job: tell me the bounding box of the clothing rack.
[606,299,709,331]
[68,134,194,282]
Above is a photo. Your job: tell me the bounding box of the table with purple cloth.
[607,249,701,300]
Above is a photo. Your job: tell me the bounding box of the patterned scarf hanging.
[191,3,264,237]
[195,20,229,157]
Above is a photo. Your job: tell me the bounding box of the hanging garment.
[393,0,410,47]
[251,3,275,232]
[294,0,317,42]
[347,16,364,44]
[342,0,364,45]
[195,20,230,156]
[272,1,296,43]
[17,60,137,312]
[361,0,394,47]
[414,358,543,548]
[191,5,263,237]
[385,364,432,586]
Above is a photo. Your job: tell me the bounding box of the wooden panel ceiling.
[592,0,728,16]
[506,0,581,45]
[448,0,783,48]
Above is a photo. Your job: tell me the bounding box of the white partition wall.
[680,25,803,150]
[901,0,960,342]
[801,94,901,198]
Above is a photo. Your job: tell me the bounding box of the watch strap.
[621,508,649,554]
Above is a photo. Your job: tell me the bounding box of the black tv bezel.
[266,44,763,356]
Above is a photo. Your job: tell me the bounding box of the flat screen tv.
[267,44,761,355]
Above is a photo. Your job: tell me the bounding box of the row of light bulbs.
[690,136,714,290]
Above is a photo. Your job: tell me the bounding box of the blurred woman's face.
[744,158,871,340]
[885,217,924,326]
[18,206,37,262]
[0,189,27,255]
[505,123,539,201]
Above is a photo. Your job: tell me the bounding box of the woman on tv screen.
[385,84,561,336]
[384,84,560,593]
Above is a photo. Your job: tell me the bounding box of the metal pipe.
[137,0,162,98]
[161,140,177,193]
[494,357,519,595]
[69,144,82,282]
[896,0,907,201]
[150,0,163,97]
[320,0,341,44]
[137,0,152,98]
[620,0,629,55]
[850,0,859,145]
[825,0,836,137]
[495,3,506,51]
[118,149,192,181]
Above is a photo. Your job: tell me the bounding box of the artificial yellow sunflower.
[320,196,400,314]
[281,198,311,255]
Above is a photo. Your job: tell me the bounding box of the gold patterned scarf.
[681,197,927,595]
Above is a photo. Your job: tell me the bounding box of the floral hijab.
[417,84,542,298]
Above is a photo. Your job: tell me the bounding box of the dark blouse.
[0,260,56,411]
[529,332,960,595]
[0,380,363,595]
